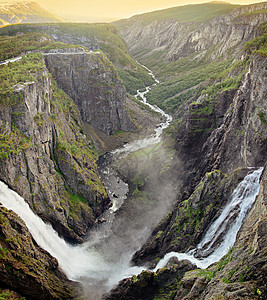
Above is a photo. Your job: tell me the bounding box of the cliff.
[45,51,135,135]
[109,166,266,299]
[106,13,266,298]
[0,51,114,244]
[0,206,79,299]
[0,23,154,94]
[115,2,267,63]
[131,51,266,266]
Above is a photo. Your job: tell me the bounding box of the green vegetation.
[236,9,267,20]
[0,52,45,104]
[245,21,267,57]
[196,269,215,282]
[0,32,82,61]
[0,23,154,94]
[0,123,31,159]
[145,59,235,113]
[0,289,25,300]
[52,84,107,198]
[115,2,240,27]
[257,110,267,126]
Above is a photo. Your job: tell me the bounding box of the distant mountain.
[0,1,62,25]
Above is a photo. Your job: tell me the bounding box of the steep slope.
[131,51,266,269]
[107,166,266,299]
[0,31,136,244]
[0,1,61,25]
[0,206,79,299]
[0,49,111,243]
[45,51,135,135]
[115,2,267,114]
[105,4,267,299]
[0,23,154,94]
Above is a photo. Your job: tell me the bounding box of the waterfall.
[0,166,262,287]
[153,167,263,271]
[0,181,109,281]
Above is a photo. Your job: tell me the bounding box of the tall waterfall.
[154,167,263,271]
[0,181,109,281]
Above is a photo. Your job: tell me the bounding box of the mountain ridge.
[0,1,62,25]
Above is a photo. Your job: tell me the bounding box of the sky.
[1,0,265,22]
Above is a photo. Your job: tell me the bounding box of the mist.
[80,144,183,298]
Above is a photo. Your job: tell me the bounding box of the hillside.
[0,23,154,94]
[0,1,61,25]
[115,1,267,113]
[114,2,241,27]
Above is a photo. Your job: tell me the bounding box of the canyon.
[0,1,266,299]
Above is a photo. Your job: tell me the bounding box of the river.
[0,63,264,299]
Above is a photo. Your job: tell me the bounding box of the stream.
[0,64,264,299]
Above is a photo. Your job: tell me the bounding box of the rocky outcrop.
[0,53,111,243]
[202,54,267,173]
[0,206,79,299]
[45,51,135,135]
[116,2,267,63]
[106,259,196,300]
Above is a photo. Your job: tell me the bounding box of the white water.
[0,180,147,288]
[0,181,109,281]
[112,66,172,157]
[0,65,170,293]
[0,166,263,288]
[0,58,263,297]
[153,167,263,271]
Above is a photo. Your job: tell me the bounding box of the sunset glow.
[0,0,265,22]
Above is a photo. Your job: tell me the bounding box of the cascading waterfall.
[0,166,263,288]
[153,167,264,271]
[0,181,109,281]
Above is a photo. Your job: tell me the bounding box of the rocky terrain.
[0,206,79,299]
[0,1,266,300]
[105,2,267,299]
[115,2,267,64]
[0,23,154,94]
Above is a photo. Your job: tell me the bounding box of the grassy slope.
[114,3,266,115]
[114,2,240,28]
[0,23,154,94]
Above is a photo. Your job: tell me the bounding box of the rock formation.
[45,51,136,135]
[0,206,80,299]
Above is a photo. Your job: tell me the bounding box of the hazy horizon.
[0,0,265,22]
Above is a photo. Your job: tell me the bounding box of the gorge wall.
[0,48,136,246]
[45,51,135,135]
[116,2,267,63]
[0,2,266,299]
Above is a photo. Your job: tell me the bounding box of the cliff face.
[175,54,266,186]
[174,166,267,300]
[0,52,114,243]
[0,206,79,299]
[131,52,266,266]
[45,51,135,135]
[116,3,267,63]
